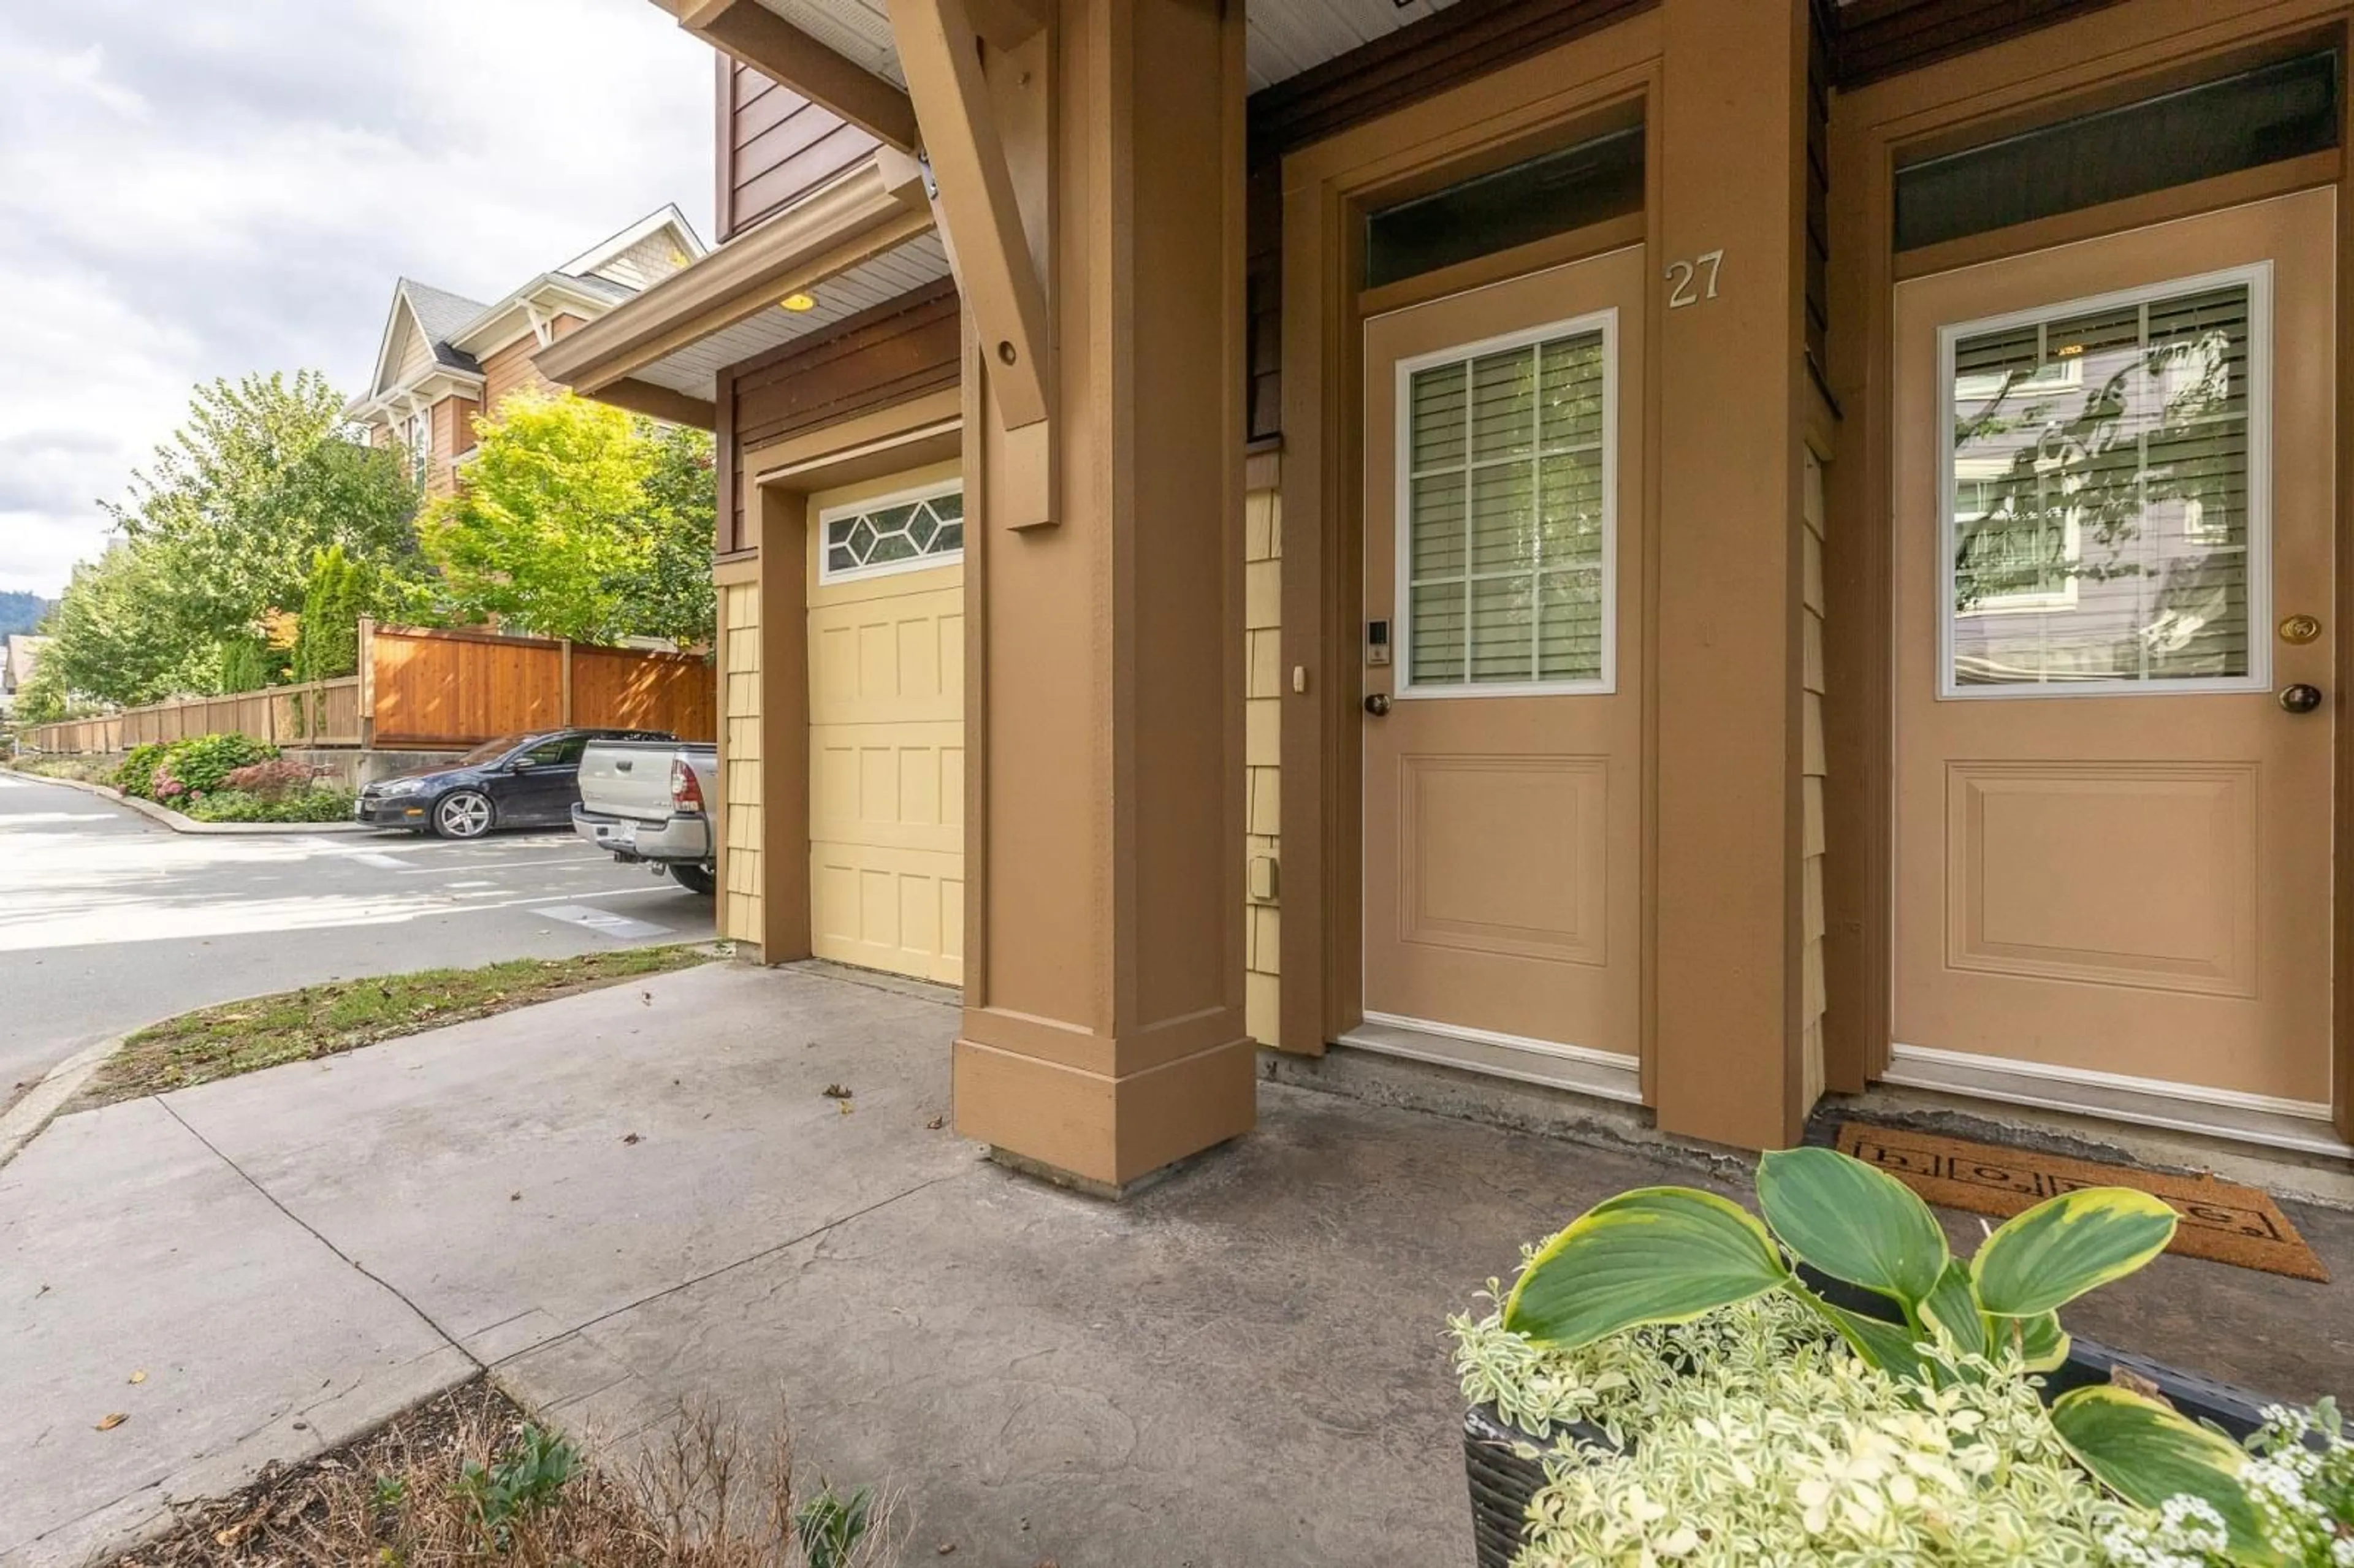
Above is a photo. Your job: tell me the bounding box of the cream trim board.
[1932,261,2274,702]
[814,477,966,585]
[1345,1012,1644,1103]
[1389,306,1620,701]
[1885,1041,2348,1157]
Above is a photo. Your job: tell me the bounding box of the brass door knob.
[1364,693,1392,717]
[2279,683,2324,714]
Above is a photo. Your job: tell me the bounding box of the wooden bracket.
[678,0,920,153]
[892,0,1053,430]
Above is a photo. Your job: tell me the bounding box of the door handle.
[2279,683,2324,714]
[1364,693,1392,717]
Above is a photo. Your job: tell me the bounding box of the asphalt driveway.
[0,770,715,1111]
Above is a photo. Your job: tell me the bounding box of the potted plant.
[1452,1147,2352,1566]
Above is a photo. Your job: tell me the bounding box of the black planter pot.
[1460,1311,2281,1568]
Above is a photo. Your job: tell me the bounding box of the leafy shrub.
[1460,1150,2354,1567]
[114,742,170,797]
[455,1425,579,1547]
[224,758,322,804]
[183,786,355,823]
[164,733,277,794]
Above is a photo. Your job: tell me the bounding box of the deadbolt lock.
[2279,612,2323,645]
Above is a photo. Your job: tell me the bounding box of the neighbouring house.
[539,0,2354,1193]
[0,634,49,719]
[345,207,710,493]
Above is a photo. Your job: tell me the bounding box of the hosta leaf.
[1796,1287,1932,1385]
[2010,1310,2071,1372]
[1973,1189,2177,1317]
[2052,1388,2272,1562]
[1918,1258,1990,1360]
[1504,1187,1788,1350]
[1756,1147,1948,1308]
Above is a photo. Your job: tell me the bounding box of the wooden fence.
[21,622,714,755]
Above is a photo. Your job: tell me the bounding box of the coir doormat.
[1835,1122,2329,1284]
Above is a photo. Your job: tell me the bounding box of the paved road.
[0,771,715,1109]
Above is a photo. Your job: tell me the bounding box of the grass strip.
[75,945,719,1109]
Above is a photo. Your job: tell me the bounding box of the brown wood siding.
[1246,0,1655,158]
[719,60,881,243]
[482,337,543,411]
[1246,167,1283,444]
[427,395,477,495]
[1831,0,2130,87]
[1807,0,1832,380]
[723,278,962,547]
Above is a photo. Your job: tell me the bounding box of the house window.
[1363,125,1645,290]
[1894,50,2339,253]
[403,408,432,483]
[1941,271,2265,696]
[818,482,965,584]
[1398,313,1615,695]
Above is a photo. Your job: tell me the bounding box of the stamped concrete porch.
[6,961,2348,1566]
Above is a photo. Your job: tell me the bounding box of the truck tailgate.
[576,741,685,824]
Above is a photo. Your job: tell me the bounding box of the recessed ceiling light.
[780,292,817,313]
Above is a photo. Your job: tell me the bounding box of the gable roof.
[402,280,491,370]
[5,634,50,690]
[349,207,707,421]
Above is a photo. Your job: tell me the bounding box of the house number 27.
[1665,249,1724,308]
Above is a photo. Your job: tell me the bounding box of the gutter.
[534,148,935,409]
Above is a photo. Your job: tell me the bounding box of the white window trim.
[1935,262,2272,701]
[815,478,966,585]
[1391,308,1619,701]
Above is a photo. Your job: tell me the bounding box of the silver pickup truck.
[571,739,720,895]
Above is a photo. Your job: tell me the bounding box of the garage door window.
[819,482,966,584]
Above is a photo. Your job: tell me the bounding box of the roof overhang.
[344,367,488,424]
[448,275,633,360]
[536,148,940,427]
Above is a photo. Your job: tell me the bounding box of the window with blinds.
[1943,275,2263,695]
[819,483,965,584]
[1401,321,1613,693]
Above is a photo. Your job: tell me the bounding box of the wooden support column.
[923,0,1256,1192]
[1650,0,1812,1151]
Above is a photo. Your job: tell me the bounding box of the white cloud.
[0,1,714,596]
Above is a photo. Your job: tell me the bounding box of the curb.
[0,1032,128,1170]
[6,768,382,835]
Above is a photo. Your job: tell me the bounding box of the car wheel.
[669,863,716,896]
[432,790,495,840]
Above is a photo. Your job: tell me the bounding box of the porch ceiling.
[744,0,1461,95]
[630,231,951,402]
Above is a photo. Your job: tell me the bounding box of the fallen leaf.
[936,1545,957,1556]
[509,1192,522,1202]
[128,1370,146,1384]
[837,1101,854,1116]
[821,1084,853,1100]
[96,1413,127,1431]
[640,991,653,1005]
[622,1132,642,1146]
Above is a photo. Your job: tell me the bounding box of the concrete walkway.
[4,961,2348,1566]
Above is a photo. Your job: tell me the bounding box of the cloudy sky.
[0,1,714,598]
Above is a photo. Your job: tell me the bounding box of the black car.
[353,728,676,839]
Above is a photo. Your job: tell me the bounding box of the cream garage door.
[807,473,966,984]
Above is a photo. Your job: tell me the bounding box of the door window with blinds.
[1396,312,1617,696]
[1938,267,2269,697]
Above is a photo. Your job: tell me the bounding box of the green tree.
[18,541,215,709]
[419,391,714,645]
[107,371,425,663]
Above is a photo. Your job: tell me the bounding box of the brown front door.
[1893,188,2336,1120]
[1360,246,1645,1088]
